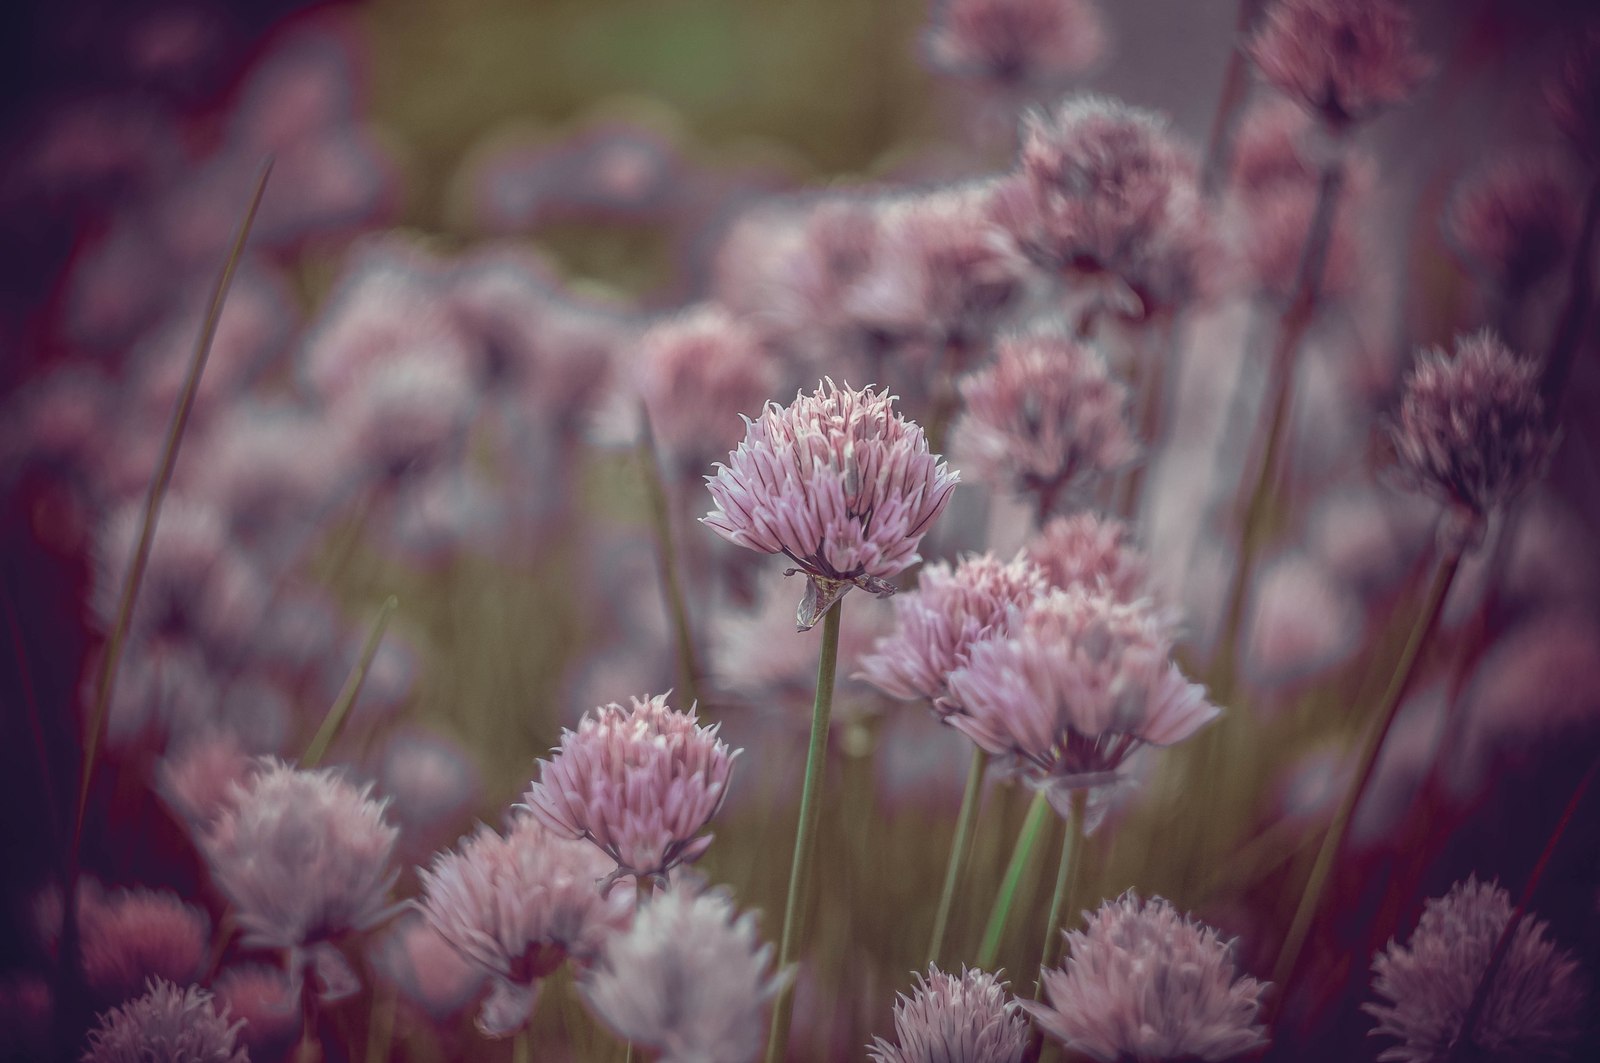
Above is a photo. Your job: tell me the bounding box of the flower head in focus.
[1248,0,1431,129]
[1028,893,1269,1062]
[419,814,631,1037]
[1391,330,1555,528]
[1364,876,1588,1063]
[945,586,1218,823]
[201,760,399,979]
[856,551,1045,714]
[954,331,1137,518]
[868,965,1029,1063]
[924,0,1107,92]
[524,693,738,887]
[81,979,247,1063]
[582,881,790,1063]
[704,380,958,630]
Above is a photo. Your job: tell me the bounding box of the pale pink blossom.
[378,729,479,835]
[1025,512,1154,602]
[157,729,258,833]
[524,694,738,886]
[1244,553,1363,690]
[211,965,298,1060]
[945,586,1218,821]
[704,380,958,629]
[924,0,1107,90]
[419,815,631,1037]
[81,979,246,1063]
[1028,893,1269,1062]
[582,881,790,1063]
[1365,877,1588,1063]
[1249,0,1431,128]
[868,965,1028,1063]
[954,331,1137,514]
[369,913,486,1020]
[1445,157,1578,297]
[36,881,209,1006]
[856,551,1045,712]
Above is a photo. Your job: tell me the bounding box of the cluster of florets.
[81,979,247,1063]
[868,965,1030,1063]
[1365,877,1589,1063]
[703,380,959,629]
[1391,330,1555,523]
[923,0,1108,91]
[1445,158,1577,297]
[523,693,738,886]
[1030,893,1270,1062]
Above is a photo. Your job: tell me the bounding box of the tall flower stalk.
[927,746,987,967]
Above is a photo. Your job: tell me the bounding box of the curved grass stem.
[976,788,1053,969]
[927,746,988,967]
[1037,789,1086,986]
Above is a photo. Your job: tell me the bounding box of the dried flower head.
[924,0,1107,90]
[1445,158,1578,297]
[582,882,790,1063]
[868,965,1029,1063]
[419,815,631,1037]
[954,331,1137,515]
[996,96,1212,320]
[201,760,399,953]
[638,304,777,479]
[1547,26,1600,163]
[524,694,738,886]
[1029,893,1270,1062]
[81,979,246,1063]
[1391,330,1555,523]
[945,586,1218,821]
[856,552,1045,713]
[704,380,958,629]
[1365,877,1589,1063]
[1025,512,1154,602]
[1249,0,1431,128]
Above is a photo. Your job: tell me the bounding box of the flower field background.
[1,1,1598,1061]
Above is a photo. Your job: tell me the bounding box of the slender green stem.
[1200,0,1267,197]
[927,746,988,967]
[763,597,843,1063]
[303,596,398,767]
[636,406,703,710]
[1038,790,1086,983]
[512,1029,532,1063]
[1271,540,1463,1001]
[364,985,396,1063]
[977,789,1053,969]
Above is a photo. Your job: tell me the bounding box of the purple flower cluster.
[868,965,1029,1063]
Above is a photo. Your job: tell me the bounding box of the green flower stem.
[1271,539,1463,1001]
[1037,789,1086,984]
[927,746,989,967]
[764,597,843,1063]
[303,596,398,768]
[512,1032,531,1063]
[636,406,703,710]
[977,788,1053,969]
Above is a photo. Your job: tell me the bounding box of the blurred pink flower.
[1365,877,1588,1063]
[419,815,630,1037]
[582,881,790,1063]
[82,979,246,1063]
[1248,0,1431,128]
[369,913,486,1020]
[994,95,1212,320]
[704,380,958,629]
[856,551,1045,712]
[524,694,738,886]
[638,304,777,479]
[201,761,399,962]
[186,401,344,545]
[211,965,298,1060]
[868,965,1029,1063]
[1391,330,1555,525]
[36,881,209,1007]
[1244,553,1363,690]
[923,0,1107,90]
[1228,99,1319,196]
[158,730,256,833]
[1025,512,1154,602]
[1028,893,1269,1062]
[1445,157,1578,297]
[945,586,1218,822]
[953,331,1136,515]
[378,729,479,835]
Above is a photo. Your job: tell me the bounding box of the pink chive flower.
[201,760,399,993]
[923,0,1108,91]
[582,882,791,1063]
[1028,893,1270,1062]
[79,887,211,1005]
[1547,26,1600,163]
[953,331,1137,516]
[418,814,631,1037]
[1245,553,1363,690]
[1248,0,1431,129]
[1391,330,1556,525]
[1025,512,1154,602]
[81,979,246,1063]
[1365,877,1589,1063]
[868,965,1029,1063]
[945,586,1219,823]
[703,380,959,630]
[157,729,258,833]
[637,304,777,480]
[856,552,1045,713]
[211,965,298,1060]
[1444,158,1578,298]
[524,694,738,887]
[993,96,1212,321]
